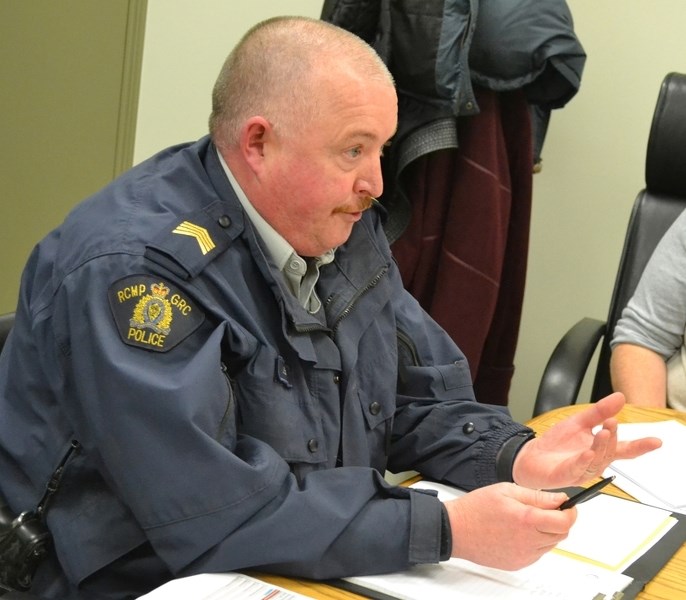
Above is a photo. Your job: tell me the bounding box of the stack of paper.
[342,480,680,600]
[344,553,633,600]
[605,420,686,513]
[556,492,677,571]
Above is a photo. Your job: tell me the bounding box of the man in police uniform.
[0,16,659,600]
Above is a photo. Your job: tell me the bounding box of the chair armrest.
[532,317,607,417]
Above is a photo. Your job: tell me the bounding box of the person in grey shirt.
[612,208,686,410]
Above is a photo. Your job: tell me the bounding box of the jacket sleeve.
[387,265,533,490]
[49,255,446,581]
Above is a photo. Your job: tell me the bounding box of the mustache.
[335,196,376,214]
[359,196,376,211]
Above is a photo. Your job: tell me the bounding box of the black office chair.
[532,72,686,417]
[0,313,15,355]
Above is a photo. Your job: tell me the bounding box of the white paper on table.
[604,420,686,512]
[137,573,313,600]
[344,552,633,600]
[607,471,675,512]
[554,493,677,570]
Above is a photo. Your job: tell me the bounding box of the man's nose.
[354,158,384,199]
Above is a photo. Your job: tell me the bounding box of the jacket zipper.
[396,328,421,367]
[216,362,238,441]
[332,265,389,334]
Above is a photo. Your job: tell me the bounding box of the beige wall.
[509,1,686,420]
[135,1,686,421]
[0,0,145,315]
[134,0,321,163]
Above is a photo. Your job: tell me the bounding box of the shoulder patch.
[108,275,204,352]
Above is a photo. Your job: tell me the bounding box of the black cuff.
[495,430,536,482]
[439,504,452,561]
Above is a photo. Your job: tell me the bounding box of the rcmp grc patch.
[108,275,204,352]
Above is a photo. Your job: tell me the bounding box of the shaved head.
[208,16,394,149]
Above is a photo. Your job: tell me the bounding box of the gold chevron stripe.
[172,221,215,255]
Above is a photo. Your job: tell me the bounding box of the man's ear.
[240,116,273,174]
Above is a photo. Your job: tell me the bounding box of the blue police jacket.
[0,137,531,597]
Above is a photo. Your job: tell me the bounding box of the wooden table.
[258,404,686,599]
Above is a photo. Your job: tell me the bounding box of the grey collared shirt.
[217,150,334,312]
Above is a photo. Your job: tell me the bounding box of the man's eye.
[346,147,362,158]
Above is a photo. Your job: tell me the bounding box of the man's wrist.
[495,430,535,482]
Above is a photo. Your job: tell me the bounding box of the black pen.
[558,475,616,510]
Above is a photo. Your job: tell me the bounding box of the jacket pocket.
[233,345,328,464]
